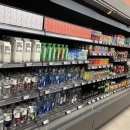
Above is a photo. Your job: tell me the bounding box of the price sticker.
[65,110,71,115]
[26,63,32,67]
[98,53,102,56]
[100,96,103,99]
[63,86,67,90]
[103,53,106,56]
[78,61,83,64]
[43,119,49,125]
[99,66,102,68]
[45,90,50,94]
[63,61,68,65]
[72,61,77,64]
[77,105,82,109]
[92,100,95,103]
[99,41,102,44]
[87,101,91,105]
[74,84,80,87]
[88,81,91,84]
[49,62,54,65]
[0,64,3,68]
[82,82,86,85]
[96,98,100,101]
[85,61,88,63]
[23,95,30,100]
[93,80,96,83]
[95,41,98,44]
[93,53,97,56]
[92,66,97,69]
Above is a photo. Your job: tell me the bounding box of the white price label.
[78,61,83,64]
[23,95,30,100]
[88,101,91,105]
[43,119,49,125]
[95,41,98,44]
[0,64,3,68]
[85,61,88,63]
[104,95,106,98]
[26,63,32,67]
[103,53,106,56]
[74,84,80,87]
[66,110,71,115]
[93,53,97,56]
[77,105,82,109]
[49,62,54,65]
[72,61,77,64]
[63,86,67,90]
[103,65,106,68]
[45,90,50,94]
[92,66,97,69]
[93,80,96,83]
[92,100,95,103]
[88,81,91,84]
[99,66,102,68]
[96,98,100,101]
[100,97,103,99]
[82,82,86,85]
[99,41,102,44]
[98,53,101,56]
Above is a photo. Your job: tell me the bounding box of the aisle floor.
[99,106,130,130]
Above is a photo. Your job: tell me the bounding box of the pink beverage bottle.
[21,105,28,124]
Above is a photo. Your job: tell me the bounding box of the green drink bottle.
[56,44,61,61]
[51,44,56,61]
[64,45,68,61]
[47,43,52,61]
[41,42,47,61]
[60,44,65,61]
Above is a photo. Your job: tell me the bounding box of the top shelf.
[0,24,130,49]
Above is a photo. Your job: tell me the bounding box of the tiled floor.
[99,107,130,130]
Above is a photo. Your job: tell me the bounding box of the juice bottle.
[41,42,47,62]
[60,44,65,61]
[47,43,52,61]
[64,45,68,61]
[51,44,56,61]
[56,44,61,61]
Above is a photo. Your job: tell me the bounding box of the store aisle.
[99,107,130,130]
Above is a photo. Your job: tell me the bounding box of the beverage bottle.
[80,67,85,79]
[60,68,66,84]
[46,95,51,112]
[56,44,61,61]
[0,109,4,130]
[48,68,54,85]
[60,44,65,61]
[55,69,61,85]
[81,45,85,60]
[41,42,47,62]
[84,44,88,61]
[51,44,56,61]
[34,97,40,117]
[47,43,52,61]
[64,45,68,61]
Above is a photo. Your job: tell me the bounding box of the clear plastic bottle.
[51,44,56,61]
[47,43,52,61]
[60,44,65,61]
[41,43,47,62]
[0,109,4,130]
[56,44,61,61]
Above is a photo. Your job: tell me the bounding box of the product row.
[82,78,130,99]
[88,58,109,65]
[0,87,82,129]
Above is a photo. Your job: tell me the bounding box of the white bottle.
[84,50,88,60]
[30,39,41,62]
[0,41,11,63]
[22,38,32,62]
[10,37,23,62]
[0,41,3,62]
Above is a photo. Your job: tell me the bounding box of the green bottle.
[51,44,56,61]
[64,45,68,61]
[47,43,52,61]
[60,44,65,61]
[56,44,61,61]
[41,42,47,61]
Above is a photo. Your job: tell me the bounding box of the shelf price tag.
[85,60,88,63]
[43,119,49,125]
[26,62,33,67]
[103,53,106,56]
[77,105,82,110]
[92,100,95,103]
[92,66,97,69]
[72,61,77,64]
[100,96,103,99]
[78,61,83,64]
[23,95,30,100]
[98,53,102,56]
[45,90,50,94]
[82,82,86,85]
[49,62,54,65]
[99,41,102,44]
[93,53,97,56]
[74,84,80,87]
[63,86,67,90]
[0,64,3,68]
[99,66,102,68]
[87,101,91,105]
[63,61,68,65]
[88,81,91,84]
[96,97,100,101]
[65,110,71,115]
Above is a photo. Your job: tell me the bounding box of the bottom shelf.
[15,85,130,130]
